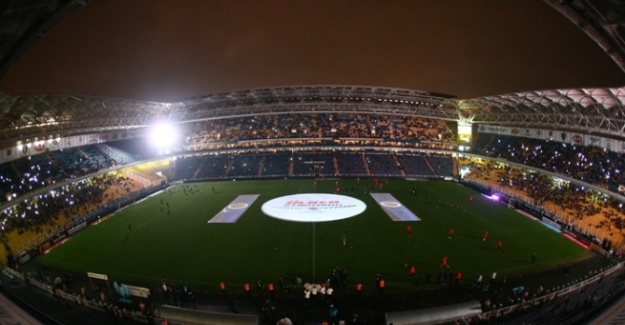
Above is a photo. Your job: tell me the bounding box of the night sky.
[1,0,624,102]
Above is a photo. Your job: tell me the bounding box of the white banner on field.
[208,195,259,223]
[370,193,420,221]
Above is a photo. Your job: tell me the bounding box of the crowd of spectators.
[182,113,456,147]
[0,113,456,261]
[8,120,625,257]
[457,155,625,325]
[0,143,136,204]
[4,154,63,201]
[468,132,625,244]
[0,113,454,255]
[0,114,454,206]
[0,173,138,260]
[462,157,625,246]
[473,134,625,193]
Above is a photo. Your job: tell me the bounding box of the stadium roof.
[463,87,625,135]
[545,0,625,73]
[1,1,625,143]
[0,0,89,80]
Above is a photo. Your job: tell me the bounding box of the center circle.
[261,193,367,222]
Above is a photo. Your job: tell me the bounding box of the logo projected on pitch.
[262,193,366,222]
[228,203,248,209]
[380,201,401,208]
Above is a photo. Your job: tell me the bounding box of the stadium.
[1,1,625,325]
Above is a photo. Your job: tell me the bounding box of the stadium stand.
[291,152,336,177]
[468,133,625,249]
[336,152,369,176]
[472,133,625,193]
[260,152,292,177]
[1,111,625,324]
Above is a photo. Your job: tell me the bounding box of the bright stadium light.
[148,122,179,151]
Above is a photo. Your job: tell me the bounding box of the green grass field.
[30,179,593,294]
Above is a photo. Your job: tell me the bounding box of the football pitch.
[30,179,593,293]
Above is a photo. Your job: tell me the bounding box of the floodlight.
[148,122,178,150]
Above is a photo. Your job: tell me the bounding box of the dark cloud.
[1,0,624,101]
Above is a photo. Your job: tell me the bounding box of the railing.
[480,261,624,322]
